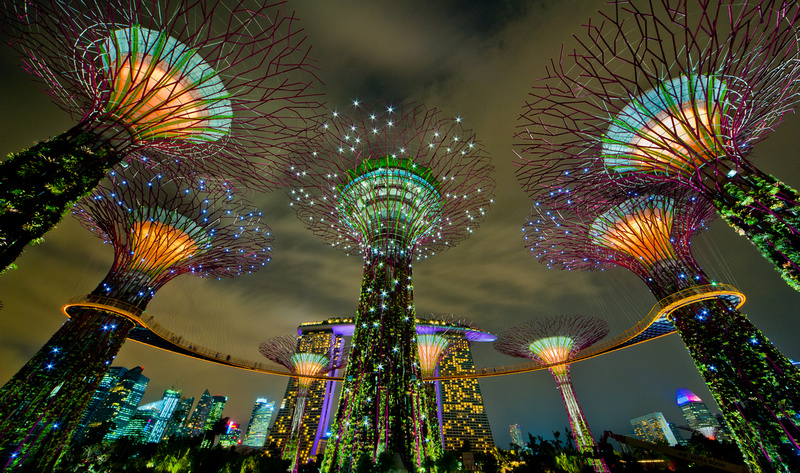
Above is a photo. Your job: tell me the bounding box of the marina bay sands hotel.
[267,317,496,462]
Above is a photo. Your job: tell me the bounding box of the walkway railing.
[63,283,744,381]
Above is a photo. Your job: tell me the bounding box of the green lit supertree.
[288,102,495,471]
[0,163,273,471]
[494,315,611,473]
[525,184,800,472]
[515,0,800,293]
[259,335,346,473]
[0,0,321,272]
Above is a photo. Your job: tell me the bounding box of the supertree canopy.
[515,0,800,293]
[288,102,495,471]
[259,334,346,473]
[525,185,800,472]
[0,0,321,272]
[0,163,273,471]
[495,315,611,473]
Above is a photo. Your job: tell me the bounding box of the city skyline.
[2,0,800,452]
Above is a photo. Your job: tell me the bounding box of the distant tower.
[267,325,346,462]
[204,395,228,431]
[495,316,611,473]
[147,389,182,443]
[510,424,525,448]
[186,390,214,437]
[677,388,721,440]
[84,366,149,440]
[162,396,195,440]
[220,421,242,447]
[244,398,276,448]
[630,412,679,446]
[72,366,128,443]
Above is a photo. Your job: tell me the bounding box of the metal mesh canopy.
[515,0,800,197]
[258,334,345,380]
[72,162,273,304]
[288,102,495,258]
[4,0,324,188]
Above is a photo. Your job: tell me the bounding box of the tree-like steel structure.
[0,0,321,272]
[288,102,495,471]
[0,163,273,471]
[515,0,800,293]
[495,315,611,473]
[525,185,800,472]
[259,334,346,473]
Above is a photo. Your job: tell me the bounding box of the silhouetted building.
[630,412,679,446]
[243,397,275,448]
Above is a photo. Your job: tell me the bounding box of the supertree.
[495,315,611,473]
[524,184,800,472]
[515,0,800,293]
[0,163,273,471]
[259,335,346,473]
[0,0,321,272]
[287,102,495,471]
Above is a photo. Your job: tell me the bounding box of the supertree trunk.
[705,168,800,294]
[0,308,133,471]
[285,384,312,473]
[648,267,800,472]
[422,381,444,456]
[321,251,438,472]
[0,126,115,272]
[550,368,609,473]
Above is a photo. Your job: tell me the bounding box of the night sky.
[2,0,800,450]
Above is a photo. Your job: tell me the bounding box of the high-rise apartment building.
[630,412,679,446]
[509,424,525,448]
[185,390,213,436]
[85,366,149,440]
[243,397,275,448]
[268,320,346,463]
[676,388,721,440]
[438,332,496,453]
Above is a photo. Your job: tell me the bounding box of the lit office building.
[163,396,195,440]
[510,424,525,448]
[630,412,679,446]
[84,366,149,440]
[677,388,721,440]
[243,397,275,448]
[185,390,213,436]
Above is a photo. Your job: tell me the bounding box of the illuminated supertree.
[288,102,495,471]
[515,0,800,293]
[495,315,610,473]
[0,0,321,272]
[259,335,346,473]
[525,185,800,472]
[0,163,273,471]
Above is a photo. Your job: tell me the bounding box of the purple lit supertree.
[259,335,346,473]
[515,0,800,293]
[0,0,321,272]
[287,102,495,471]
[525,184,800,472]
[495,315,610,473]
[0,163,273,471]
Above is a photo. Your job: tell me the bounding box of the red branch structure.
[525,183,800,472]
[287,102,495,471]
[0,162,273,470]
[495,315,610,473]
[515,0,800,293]
[0,0,322,271]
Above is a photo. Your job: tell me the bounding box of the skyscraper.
[85,366,149,441]
[509,424,524,448]
[204,395,228,431]
[268,320,346,463]
[630,412,679,446]
[162,396,194,440]
[677,388,721,440]
[439,333,496,453]
[185,390,213,436]
[147,389,182,443]
[244,397,275,448]
[73,366,128,444]
[220,420,242,447]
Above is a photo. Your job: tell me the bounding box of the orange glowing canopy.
[103,26,232,142]
[591,201,675,266]
[529,336,574,373]
[127,208,209,274]
[290,353,329,388]
[417,334,451,378]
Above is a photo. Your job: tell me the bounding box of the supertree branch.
[0,163,273,471]
[259,334,345,473]
[288,102,494,472]
[515,0,800,293]
[0,0,322,272]
[495,315,611,473]
[527,186,800,472]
